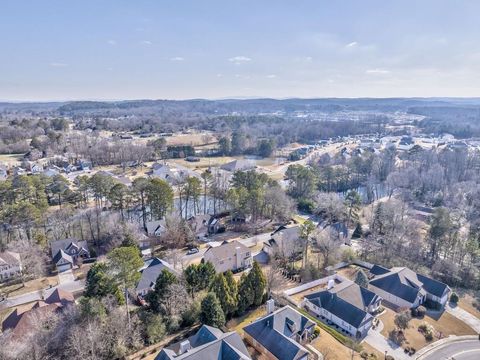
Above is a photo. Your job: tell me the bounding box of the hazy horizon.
[2,1,480,100]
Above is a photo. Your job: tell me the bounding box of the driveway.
[364,328,411,360]
[58,269,75,284]
[446,303,480,333]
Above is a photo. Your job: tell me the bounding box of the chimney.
[327,279,335,290]
[178,340,191,355]
[266,299,275,314]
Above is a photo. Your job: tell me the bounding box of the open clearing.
[0,153,23,165]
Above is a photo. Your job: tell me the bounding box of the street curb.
[415,335,478,359]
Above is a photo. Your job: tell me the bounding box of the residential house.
[146,219,167,237]
[23,161,44,174]
[150,163,177,183]
[0,251,22,282]
[302,279,381,338]
[156,325,251,360]
[136,258,178,297]
[203,240,252,273]
[220,159,255,172]
[51,239,90,272]
[263,225,302,259]
[368,265,451,309]
[0,165,7,181]
[187,214,211,240]
[243,303,315,360]
[2,289,74,338]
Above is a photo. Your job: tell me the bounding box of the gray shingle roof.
[243,306,313,360]
[305,291,372,328]
[136,258,177,294]
[369,267,448,303]
[52,249,73,265]
[155,325,251,360]
[329,280,380,310]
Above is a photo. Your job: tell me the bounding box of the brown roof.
[205,240,249,261]
[2,289,74,337]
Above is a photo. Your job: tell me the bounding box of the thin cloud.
[141,40,152,45]
[229,56,252,65]
[346,41,358,48]
[366,68,391,74]
[50,62,68,67]
[170,57,184,61]
[266,74,277,78]
[107,40,117,45]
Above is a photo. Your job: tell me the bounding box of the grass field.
[0,153,23,165]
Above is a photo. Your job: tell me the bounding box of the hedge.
[297,308,349,345]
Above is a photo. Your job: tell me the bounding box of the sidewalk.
[364,329,411,360]
[446,303,480,333]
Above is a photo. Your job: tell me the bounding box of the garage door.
[57,263,72,272]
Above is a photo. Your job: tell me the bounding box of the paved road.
[421,339,480,360]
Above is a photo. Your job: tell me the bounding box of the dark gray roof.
[416,273,449,298]
[369,265,390,276]
[136,258,177,293]
[156,325,251,360]
[243,306,313,360]
[329,280,380,310]
[305,291,372,328]
[369,267,437,303]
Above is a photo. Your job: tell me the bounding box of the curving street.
[421,339,480,360]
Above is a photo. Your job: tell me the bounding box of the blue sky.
[1,0,479,100]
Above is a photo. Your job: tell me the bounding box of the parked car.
[186,247,199,255]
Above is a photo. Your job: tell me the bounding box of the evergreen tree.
[184,262,216,297]
[85,262,124,304]
[147,269,177,313]
[237,273,254,314]
[210,273,237,317]
[249,261,267,306]
[354,269,369,289]
[200,293,225,327]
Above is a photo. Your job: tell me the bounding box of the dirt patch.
[312,335,367,360]
[336,265,361,281]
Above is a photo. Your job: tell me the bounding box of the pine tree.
[249,261,267,306]
[210,272,237,317]
[147,269,177,313]
[237,273,254,314]
[200,293,226,327]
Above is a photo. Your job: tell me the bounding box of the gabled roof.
[53,249,74,265]
[0,251,21,267]
[329,279,380,310]
[305,291,372,328]
[45,288,75,306]
[220,160,255,172]
[156,325,251,360]
[136,258,177,293]
[369,264,390,276]
[369,267,448,303]
[243,306,313,360]
[204,240,249,260]
[50,238,89,258]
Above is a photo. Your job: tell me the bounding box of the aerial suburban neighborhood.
[1,1,480,360]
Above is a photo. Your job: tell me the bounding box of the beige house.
[0,251,22,282]
[203,240,252,273]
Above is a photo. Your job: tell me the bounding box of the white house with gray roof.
[50,239,90,272]
[302,278,381,338]
[0,251,22,282]
[243,304,315,360]
[368,265,450,309]
[155,325,251,360]
[263,225,303,259]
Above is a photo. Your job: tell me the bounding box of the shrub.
[416,306,426,318]
[450,292,459,304]
[313,326,321,337]
[386,355,395,360]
